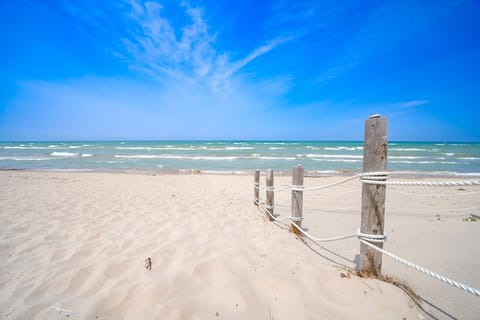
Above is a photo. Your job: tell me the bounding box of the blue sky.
[0,0,479,141]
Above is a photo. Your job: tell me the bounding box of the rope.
[289,222,386,244]
[290,172,390,192]
[289,215,303,222]
[291,174,362,192]
[362,180,480,186]
[360,239,480,297]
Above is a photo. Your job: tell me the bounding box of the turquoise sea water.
[1,141,479,176]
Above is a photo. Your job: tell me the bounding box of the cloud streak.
[395,100,430,108]
[122,0,291,91]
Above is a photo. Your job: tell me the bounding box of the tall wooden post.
[291,165,304,234]
[254,169,260,206]
[266,169,274,221]
[359,115,387,277]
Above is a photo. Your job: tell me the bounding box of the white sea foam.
[115,154,238,161]
[116,146,197,151]
[390,160,458,165]
[0,156,51,161]
[324,147,357,151]
[311,159,362,163]
[4,146,55,150]
[81,154,93,157]
[51,152,78,157]
[69,146,82,149]
[444,153,455,156]
[390,156,424,159]
[390,148,427,151]
[299,154,363,159]
[459,157,480,160]
[224,147,254,150]
[258,156,296,160]
[269,147,285,150]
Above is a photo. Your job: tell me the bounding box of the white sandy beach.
[0,170,479,319]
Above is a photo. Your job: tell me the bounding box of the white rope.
[288,222,387,244]
[289,215,303,222]
[357,229,387,243]
[291,174,362,192]
[291,172,390,192]
[360,239,480,297]
[362,180,480,186]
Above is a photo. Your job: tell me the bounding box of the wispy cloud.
[121,0,291,90]
[395,100,430,108]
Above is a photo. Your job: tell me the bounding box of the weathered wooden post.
[359,115,387,277]
[254,169,260,206]
[266,169,274,221]
[291,165,304,234]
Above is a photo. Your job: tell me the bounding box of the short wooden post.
[254,169,260,206]
[291,165,304,234]
[359,115,387,277]
[266,169,274,221]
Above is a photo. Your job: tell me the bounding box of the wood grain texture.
[359,117,387,277]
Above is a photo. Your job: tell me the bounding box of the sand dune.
[1,171,479,319]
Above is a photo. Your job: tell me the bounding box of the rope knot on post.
[360,171,389,185]
[356,228,387,243]
[289,215,304,222]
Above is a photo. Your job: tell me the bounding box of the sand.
[0,170,479,319]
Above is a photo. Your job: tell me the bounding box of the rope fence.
[255,166,480,298]
[253,115,480,299]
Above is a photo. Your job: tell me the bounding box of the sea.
[1,141,479,176]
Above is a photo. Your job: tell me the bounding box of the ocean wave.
[258,156,296,160]
[390,148,427,151]
[324,147,357,151]
[3,146,57,150]
[0,156,51,161]
[224,147,255,150]
[81,154,93,157]
[116,146,197,151]
[390,156,425,159]
[114,154,296,161]
[298,154,363,159]
[459,157,480,160]
[269,147,285,150]
[115,146,254,151]
[115,154,238,161]
[51,152,78,157]
[311,159,362,163]
[390,160,458,164]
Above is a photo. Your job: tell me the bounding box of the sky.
[0,0,479,141]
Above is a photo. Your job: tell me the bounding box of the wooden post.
[359,115,387,277]
[291,165,304,234]
[254,169,260,206]
[266,169,274,221]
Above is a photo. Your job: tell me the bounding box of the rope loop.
[289,215,303,222]
[356,228,387,243]
[290,185,304,191]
